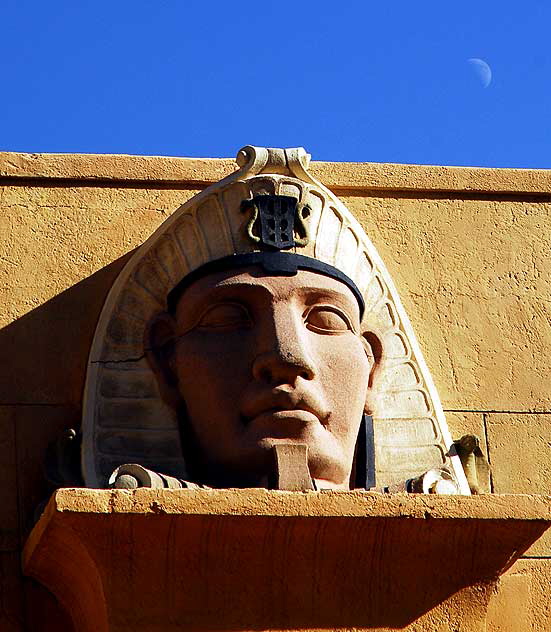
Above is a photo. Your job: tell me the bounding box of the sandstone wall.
[1,152,550,630]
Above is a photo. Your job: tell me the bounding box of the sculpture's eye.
[305,306,353,334]
[196,303,251,330]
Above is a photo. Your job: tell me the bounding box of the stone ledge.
[44,487,551,520]
[22,489,551,632]
[2,151,551,194]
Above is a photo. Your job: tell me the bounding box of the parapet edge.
[1,151,551,195]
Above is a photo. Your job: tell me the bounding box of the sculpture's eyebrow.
[178,281,276,314]
[194,280,275,298]
[298,286,358,305]
[297,286,361,318]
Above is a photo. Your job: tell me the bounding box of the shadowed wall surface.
[1,152,550,630]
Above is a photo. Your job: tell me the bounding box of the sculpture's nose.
[251,308,315,386]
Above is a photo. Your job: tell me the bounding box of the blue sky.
[2,1,550,167]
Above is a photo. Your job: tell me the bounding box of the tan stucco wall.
[1,152,550,630]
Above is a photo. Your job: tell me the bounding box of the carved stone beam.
[108,463,199,489]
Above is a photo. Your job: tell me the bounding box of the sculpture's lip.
[249,408,320,426]
[240,390,328,426]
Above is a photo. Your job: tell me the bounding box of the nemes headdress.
[82,146,469,493]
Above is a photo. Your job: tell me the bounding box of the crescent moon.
[468,58,492,88]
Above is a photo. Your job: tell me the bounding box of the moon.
[468,58,492,88]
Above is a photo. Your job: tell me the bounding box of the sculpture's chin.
[179,409,355,489]
[188,435,352,490]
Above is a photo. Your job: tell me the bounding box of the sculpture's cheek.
[322,346,371,439]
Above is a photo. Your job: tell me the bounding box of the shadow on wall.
[0,253,134,408]
[0,253,133,540]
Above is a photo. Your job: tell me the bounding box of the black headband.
[166,251,365,318]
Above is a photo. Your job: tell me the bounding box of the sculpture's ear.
[361,330,384,415]
[145,312,181,409]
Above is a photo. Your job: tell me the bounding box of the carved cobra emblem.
[241,195,311,250]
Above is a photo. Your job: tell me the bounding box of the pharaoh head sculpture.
[81,146,469,493]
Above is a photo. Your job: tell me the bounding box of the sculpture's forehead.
[174,266,360,314]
